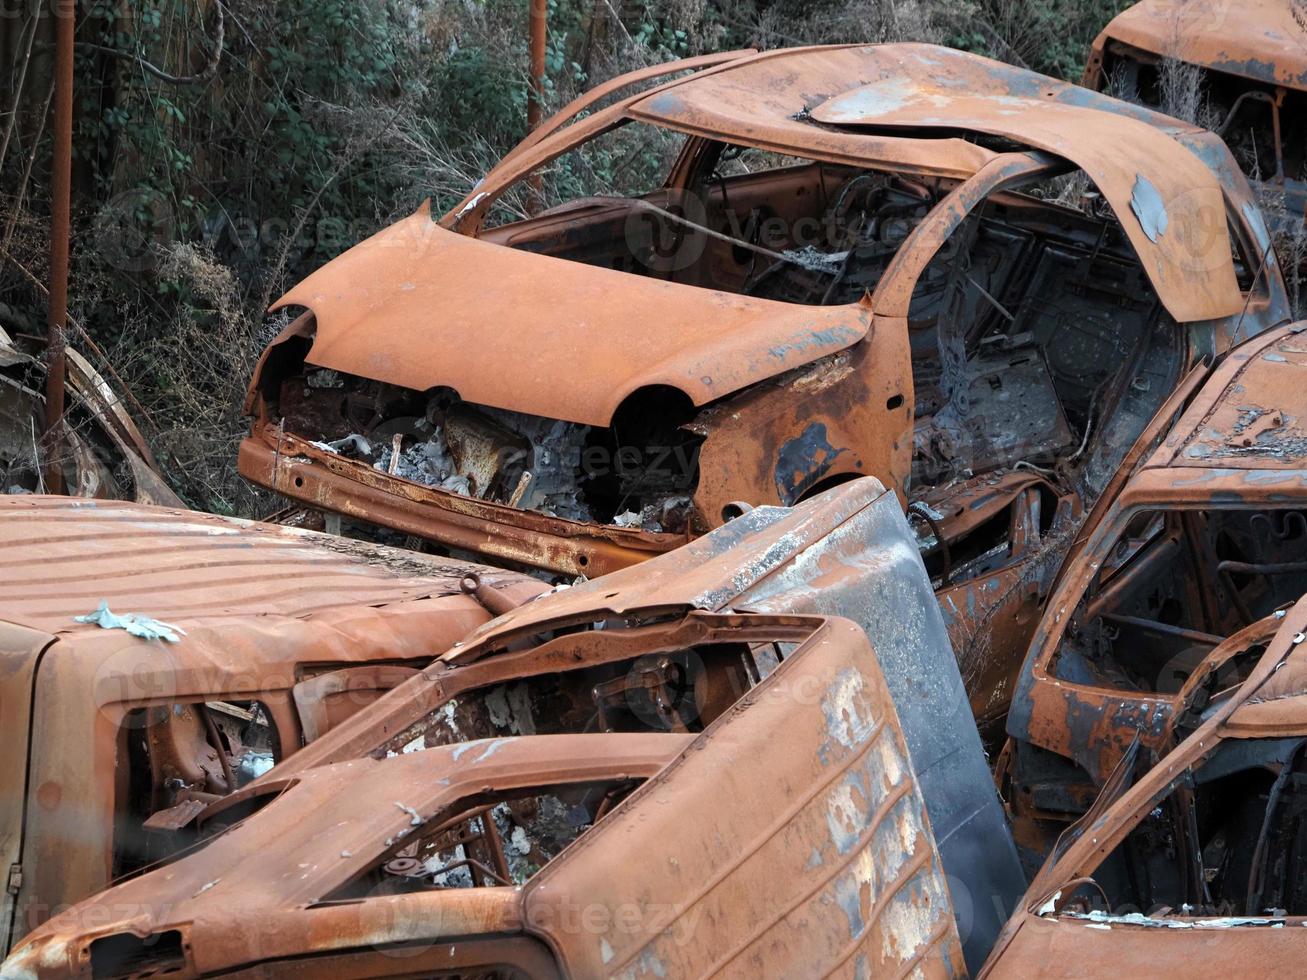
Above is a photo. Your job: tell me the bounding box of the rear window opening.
[377,632,774,761]
[322,781,642,902]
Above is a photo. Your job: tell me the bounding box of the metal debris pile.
[8,33,1307,980]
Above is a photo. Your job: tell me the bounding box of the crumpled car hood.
[272,207,871,427]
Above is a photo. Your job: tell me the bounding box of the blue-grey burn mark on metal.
[1131,174,1169,243]
[737,490,1026,972]
[776,422,846,503]
[766,324,863,362]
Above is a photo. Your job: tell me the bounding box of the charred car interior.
[1003,324,1307,866]
[987,596,1307,976]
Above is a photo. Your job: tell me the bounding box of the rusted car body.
[3,477,1025,976]
[1084,0,1307,237]
[0,495,544,953]
[239,43,1291,731]
[984,594,1307,976]
[1000,322,1307,862]
[3,615,966,980]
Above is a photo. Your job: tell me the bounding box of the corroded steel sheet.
[0,496,544,952]
[1090,0,1307,89]
[3,616,965,979]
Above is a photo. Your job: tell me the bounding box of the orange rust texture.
[1086,0,1307,91]
[1003,324,1307,845]
[4,616,964,979]
[237,45,1282,739]
[987,598,1307,977]
[0,495,544,949]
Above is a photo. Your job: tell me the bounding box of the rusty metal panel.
[986,599,1307,976]
[804,51,1242,322]
[1091,0,1307,89]
[1149,323,1307,471]
[0,495,544,631]
[730,481,1027,970]
[2,615,966,979]
[0,495,546,953]
[218,478,1021,970]
[986,915,1307,979]
[0,623,56,963]
[528,618,964,978]
[273,208,873,428]
[238,426,681,579]
[2,734,684,979]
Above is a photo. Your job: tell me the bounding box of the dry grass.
[1255,183,1307,320]
[1156,56,1220,130]
[125,242,279,516]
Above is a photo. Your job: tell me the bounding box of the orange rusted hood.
[272,208,871,427]
[1098,0,1307,89]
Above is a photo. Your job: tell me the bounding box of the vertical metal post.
[526,0,546,133]
[525,0,546,212]
[44,0,75,495]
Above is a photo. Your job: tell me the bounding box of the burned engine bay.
[261,162,1180,560]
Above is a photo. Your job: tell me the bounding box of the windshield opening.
[1053,505,1307,692]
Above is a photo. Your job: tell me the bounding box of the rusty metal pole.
[526,0,546,132]
[525,0,546,211]
[44,0,76,495]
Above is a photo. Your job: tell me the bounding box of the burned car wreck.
[985,594,1307,976]
[1,325,179,506]
[0,494,543,954]
[240,43,1290,730]
[3,478,1024,977]
[1000,323,1307,867]
[1084,0,1307,241]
